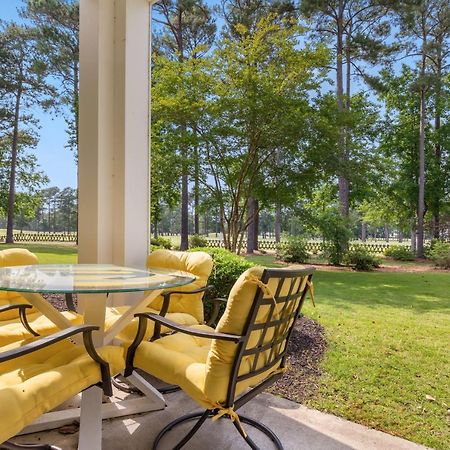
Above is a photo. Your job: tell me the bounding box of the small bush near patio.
[384,245,415,261]
[150,236,172,249]
[276,237,309,263]
[344,248,380,271]
[428,241,450,268]
[189,247,254,300]
[189,234,208,248]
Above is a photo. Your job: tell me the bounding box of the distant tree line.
[0,0,78,242]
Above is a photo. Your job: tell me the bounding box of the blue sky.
[0,0,77,189]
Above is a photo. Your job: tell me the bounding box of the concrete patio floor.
[12,391,428,450]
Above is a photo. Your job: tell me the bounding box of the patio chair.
[125,266,315,449]
[105,249,213,342]
[0,325,125,449]
[0,249,81,348]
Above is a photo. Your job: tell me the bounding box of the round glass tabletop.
[0,264,195,294]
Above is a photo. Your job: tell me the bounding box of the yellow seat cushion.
[0,249,39,320]
[134,324,213,408]
[0,338,125,443]
[0,311,83,347]
[105,306,198,342]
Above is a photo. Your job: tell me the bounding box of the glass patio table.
[0,264,195,450]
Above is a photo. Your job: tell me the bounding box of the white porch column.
[79,0,155,272]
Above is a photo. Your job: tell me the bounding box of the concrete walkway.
[12,391,428,450]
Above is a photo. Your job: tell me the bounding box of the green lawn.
[0,243,77,264]
[301,271,450,450]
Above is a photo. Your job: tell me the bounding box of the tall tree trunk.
[275,203,282,243]
[417,25,427,258]
[6,84,23,244]
[410,223,416,253]
[432,55,442,239]
[361,222,367,241]
[180,167,189,250]
[254,200,259,251]
[336,2,349,217]
[194,146,200,235]
[245,201,259,253]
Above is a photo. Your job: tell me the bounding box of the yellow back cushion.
[0,249,39,321]
[146,250,213,322]
[204,266,308,404]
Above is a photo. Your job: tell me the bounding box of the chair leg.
[0,442,61,450]
[237,414,284,450]
[153,411,210,450]
[152,410,283,450]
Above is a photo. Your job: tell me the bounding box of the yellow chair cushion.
[0,249,39,320]
[104,306,198,342]
[134,324,213,408]
[146,250,213,323]
[0,338,125,443]
[0,311,83,347]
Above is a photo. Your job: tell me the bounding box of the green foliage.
[317,209,352,265]
[276,237,309,263]
[189,234,208,248]
[189,247,255,300]
[384,245,415,261]
[344,247,380,271]
[428,241,450,269]
[150,236,172,249]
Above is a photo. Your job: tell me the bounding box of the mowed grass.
[0,243,77,264]
[300,271,450,449]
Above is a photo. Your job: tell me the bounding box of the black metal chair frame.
[125,267,315,450]
[0,324,114,450]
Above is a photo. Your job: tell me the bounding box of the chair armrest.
[0,325,114,396]
[125,312,243,376]
[159,285,213,316]
[0,304,39,337]
[153,285,213,340]
[0,304,33,315]
[206,297,227,327]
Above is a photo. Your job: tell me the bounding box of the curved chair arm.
[153,285,214,340]
[0,304,39,337]
[205,298,227,327]
[0,325,113,396]
[125,312,243,376]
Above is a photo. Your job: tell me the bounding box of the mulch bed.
[43,293,78,311]
[269,315,327,403]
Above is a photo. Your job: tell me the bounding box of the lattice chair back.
[204,266,315,408]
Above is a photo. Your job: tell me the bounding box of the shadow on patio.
[12,391,426,450]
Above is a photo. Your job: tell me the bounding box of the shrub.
[150,236,172,249]
[384,245,415,261]
[428,241,450,269]
[189,234,208,248]
[317,210,351,265]
[276,237,309,263]
[344,248,380,271]
[189,247,255,300]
